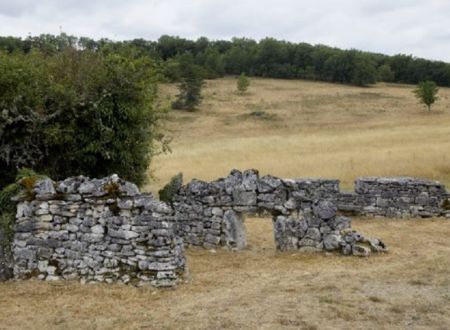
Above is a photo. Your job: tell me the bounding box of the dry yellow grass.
[1,218,449,329]
[147,77,450,192]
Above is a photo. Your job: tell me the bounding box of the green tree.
[378,64,395,82]
[172,54,205,111]
[202,47,225,78]
[223,38,257,75]
[236,73,250,94]
[351,56,378,86]
[414,81,439,111]
[324,51,353,83]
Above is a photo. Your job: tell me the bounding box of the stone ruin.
[2,168,449,287]
[9,175,185,287]
[172,169,387,255]
[339,177,450,218]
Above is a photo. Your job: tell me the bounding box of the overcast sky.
[1,0,449,61]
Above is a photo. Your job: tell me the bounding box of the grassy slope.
[147,77,450,193]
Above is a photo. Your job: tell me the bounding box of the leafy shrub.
[237,73,250,94]
[0,49,165,190]
[158,173,183,203]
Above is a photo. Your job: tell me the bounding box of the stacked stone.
[0,227,13,280]
[12,175,185,287]
[273,200,387,256]
[173,169,348,250]
[338,177,450,218]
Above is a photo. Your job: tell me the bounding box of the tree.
[202,47,225,78]
[236,73,250,94]
[351,55,378,86]
[324,51,353,83]
[378,64,395,82]
[172,53,205,111]
[223,38,257,75]
[413,81,439,111]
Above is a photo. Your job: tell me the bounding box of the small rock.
[352,244,371,257]
[91,225,104,235]
[323,234,342,251]
[312,200,337,220]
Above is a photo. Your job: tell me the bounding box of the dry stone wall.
[172,169,339,248]
[338,177,450,218]
[172,169,387,255]
[273,201,386,256]
[3,169,448,285]
[11,175,185,287]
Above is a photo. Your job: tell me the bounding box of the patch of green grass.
[301,92,403,109]
[243,111,278,121]
[368,296,384,303]
[348,92,404,100]
[301,95,339,108]
[249,110,269,118]
[409,279,428,286]
[245,102,268,112]
[318,296,337,304]
[389,305,405,314]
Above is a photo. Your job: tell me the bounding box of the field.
[1,78,450,329]
[1,218,449,329]
[148,77,450,192]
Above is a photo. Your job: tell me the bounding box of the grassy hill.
[148,77,450,193]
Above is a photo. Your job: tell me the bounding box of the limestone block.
[223,210,246,250]
[257,175,283,193]
[233,190,257,206]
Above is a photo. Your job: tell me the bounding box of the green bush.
[0,49,165,189]
[237,73,250,94]
[158,173,183,203]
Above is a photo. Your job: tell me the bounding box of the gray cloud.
[0,0,449,61]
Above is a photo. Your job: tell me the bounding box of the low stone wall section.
[11,175,185,287]
[338,177,450,217]
[274,201,386,256]
[172,169,340,248]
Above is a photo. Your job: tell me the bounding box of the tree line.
[1,34,450,87]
